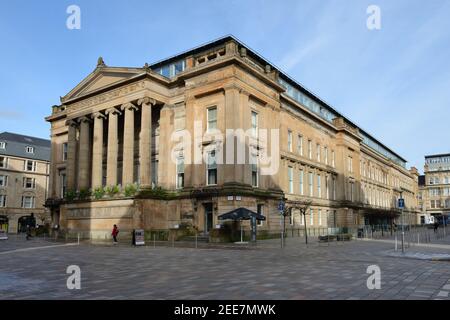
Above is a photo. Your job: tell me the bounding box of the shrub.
[93,187,105,199]
[65,189,77,201]
[78,188,91,200]
[124,183,139,197]
[105,185,121,197]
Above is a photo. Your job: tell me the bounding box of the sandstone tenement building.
[45,36,419,239]
[0,132,51,233]
[417,154,450,225]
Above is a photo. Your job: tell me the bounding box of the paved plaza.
[0,235,449,300]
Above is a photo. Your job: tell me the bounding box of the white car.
[0,229,8,240]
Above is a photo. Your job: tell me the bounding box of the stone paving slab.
[0,237,449,300]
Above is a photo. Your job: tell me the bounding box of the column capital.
[105,107,122,116]
[78,116,92,124]
[92,112,106,120]
[120,102,139,112]
[138,96,156,106]
[66,119,78,127]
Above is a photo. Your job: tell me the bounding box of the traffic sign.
[278,201,285,213]
[398,198,405,209]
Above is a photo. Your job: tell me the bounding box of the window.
[299,170,304,195]
[326,176,330,200]
[25,160,36,172]
[331,150,335,167]
[207,150,217,185]
[207,107,217,132]
[21,196,35,209]
[0,142,5,149]
[288,167,294,193]
[318,209,322,226]
[26,146,34,154]
[324,147,328,165]
[176,156,185,189]
[316,144,321,162]
[251,111,258,138]
[0,195,6,207]
[309,172,313,196]
[348,156,353,173]
[287,130,293,152]
[62,143,68,161]
[308,140,312,159]
[0,175,8,187]
[0,156,7,168]
[332,177,336,200]
[251,153,258,187]
[60,173,67,198]
[23,177,35,189]
[310,208,314,225]
[317,175,322,198]
[257,204,264,226]
[297,135,303,156]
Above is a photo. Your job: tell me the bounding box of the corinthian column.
[121,102,138,186]
[138,97,155,187]
[106,107,122,186]
[66,120,78,191]
[78,116,91,190]
[91,112,106,189]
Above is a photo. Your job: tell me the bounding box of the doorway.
[203,203,213,234]
[0,215,8,232]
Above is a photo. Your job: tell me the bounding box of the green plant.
[105,185,120,197]
[93,186,105,199]
[124,183,138,197]
[78,188,91,200]
[65,189,77,201]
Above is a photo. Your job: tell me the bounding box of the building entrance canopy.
[218,207,265,221]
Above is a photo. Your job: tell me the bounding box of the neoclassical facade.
[45,36,419,239]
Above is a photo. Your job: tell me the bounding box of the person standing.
[111,224,119,244]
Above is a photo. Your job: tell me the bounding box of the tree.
[286,200,312,245]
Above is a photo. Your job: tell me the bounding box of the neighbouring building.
[45,36,419,240]
[0,132,51,233]
[418,154,450,225]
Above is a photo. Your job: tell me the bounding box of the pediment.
[62,67,144,102]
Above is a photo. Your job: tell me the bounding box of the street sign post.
[398,197,405,253]
[278,200,285,248]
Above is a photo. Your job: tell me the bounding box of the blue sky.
[0,0,449,172]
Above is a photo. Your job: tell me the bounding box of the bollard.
[195,233,198,249]
[417,233,420,245]
[77,233,80,245]
[395,235,398,251]
[172,236,174,248]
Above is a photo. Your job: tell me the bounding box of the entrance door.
[0,215,8,232]
[203,203,213,234]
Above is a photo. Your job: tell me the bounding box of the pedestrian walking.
[112,224,119,244]
[433,221,439,233]
[26,225,33,240]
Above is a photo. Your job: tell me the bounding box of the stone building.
[417,154,450,225]
[0,132,51,233]
[45,36,419,239]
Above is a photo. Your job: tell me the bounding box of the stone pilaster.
[138,97,155,188]
[91,112,106,189]
[77,116,91,190]
[66,120,78,191]
[121,102,138,186]
[106,107,122,186]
